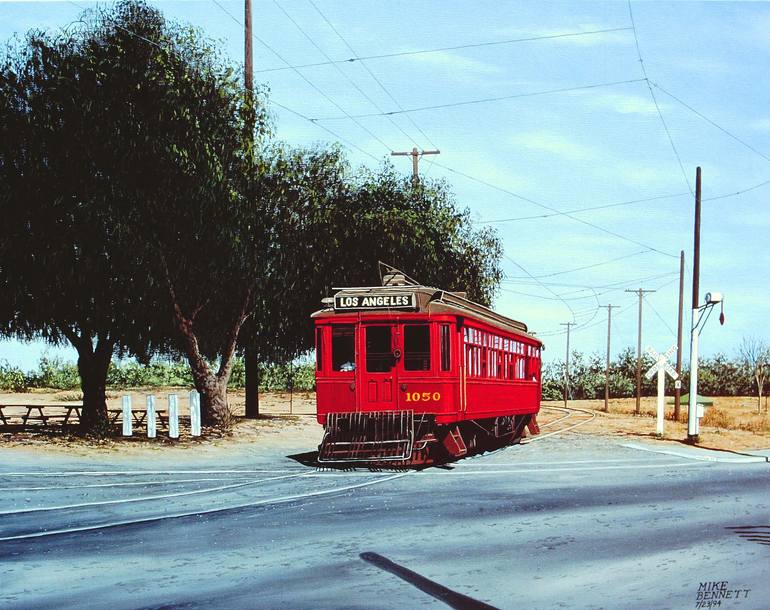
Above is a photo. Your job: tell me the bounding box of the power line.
[307,0,439,150]
[311,78,647,120]
[627,0,693,194]
[272,0,415,150]
[211,0,392,155]
[477,191,691,224]
[433,161,679,258]
[503,249,652,279]
[502,253,578,325]
[651,81,770,166]
[644,293,677,337]
[253,26,635,74]
[478,173,770,224]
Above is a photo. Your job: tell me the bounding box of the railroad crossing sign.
[644,345,679,435]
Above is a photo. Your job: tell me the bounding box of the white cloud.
[749,118,770,132]
[585,92,661,116]
[526,24,633,47]
[405,50,502,75]
[512,130,597,161]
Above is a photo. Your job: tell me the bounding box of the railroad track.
[522,405,596,444]
[0,468,410,542]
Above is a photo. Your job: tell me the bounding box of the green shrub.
[0,361,28,392]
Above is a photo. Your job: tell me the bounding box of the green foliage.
[542,348,757,399]
[29,357,81,390]
[0,361,27,392]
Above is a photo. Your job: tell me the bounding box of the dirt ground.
[1,389,769,455]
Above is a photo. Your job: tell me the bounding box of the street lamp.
[687,291,725,443]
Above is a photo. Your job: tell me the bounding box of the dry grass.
[545,395,770,452]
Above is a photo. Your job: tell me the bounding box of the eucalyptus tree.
[0,2,177,432]
[0,0,264,431]
[239,163,504,368]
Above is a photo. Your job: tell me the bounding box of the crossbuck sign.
[645,345,679,435]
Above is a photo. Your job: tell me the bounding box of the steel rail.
[0,472,411,542]
[522,406,597,444]
[0,473,311,516]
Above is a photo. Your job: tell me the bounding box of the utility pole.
[391,147,440,186]
[600,305,619,413]
[674,250,685,422]
[688,167,702,443]
[244,0,259,419]
[560,322,574,408]
[625,287,656,415]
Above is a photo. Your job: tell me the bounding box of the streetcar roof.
[311,284,540,343]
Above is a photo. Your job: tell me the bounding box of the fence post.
[146,394,156,439]
[168,394,179,439]
[122,395,132,437]
[189,390,201,437]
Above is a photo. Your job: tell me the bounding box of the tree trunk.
[757,374,763,414]
[195,372,231,430]
[244,347,259,418]
[77,346,112,436]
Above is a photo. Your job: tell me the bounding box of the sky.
[0,0,768,370]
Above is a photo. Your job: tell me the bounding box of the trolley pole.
[688,167,702,443]
[674,250,685,422]
[626,287,656,415]
[600,305,619,413]
[560,322,574,408]
[391,148,440,186]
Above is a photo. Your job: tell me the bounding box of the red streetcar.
[312,268,542,465]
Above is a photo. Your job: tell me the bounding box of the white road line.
[439,462,710,475]
[622,443,770,464]
[0,477,255,492]
[0,469,301,477]
[0,471,410,541]
[0,473,311,515]
[451,458,686,467]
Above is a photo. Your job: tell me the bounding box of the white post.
[688,310,700,439]
[122,395,132,437]
[656,366,665,436]
[189,390,201,437]
[146,394,156,439]
[168,394,179,439]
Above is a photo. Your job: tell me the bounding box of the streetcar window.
[440,325,451,371]
[315,328,323,371]
[331,326,355,372]
[404,325,431,371]
[366,326,394,372]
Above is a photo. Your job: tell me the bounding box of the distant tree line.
[0,357,316,393]
[542,343,769,412]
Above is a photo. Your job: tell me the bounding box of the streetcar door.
[361,324,397,410]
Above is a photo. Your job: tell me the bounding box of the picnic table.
[107,408,168,427]
[0,403,82,428]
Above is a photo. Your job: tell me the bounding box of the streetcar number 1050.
[404,392,441,402]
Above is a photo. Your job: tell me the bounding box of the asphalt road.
[1,433,769,610]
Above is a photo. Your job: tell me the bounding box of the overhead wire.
[272,0,420,150]
[502,253,579,325]
[211,0,393,155]
[432,161,679,258]
[627,0,693,194]
[311,78,647,120]
[253,26,635,74]
[307,0,439,150]
[502,249,652,279]
[651,81,770,166]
